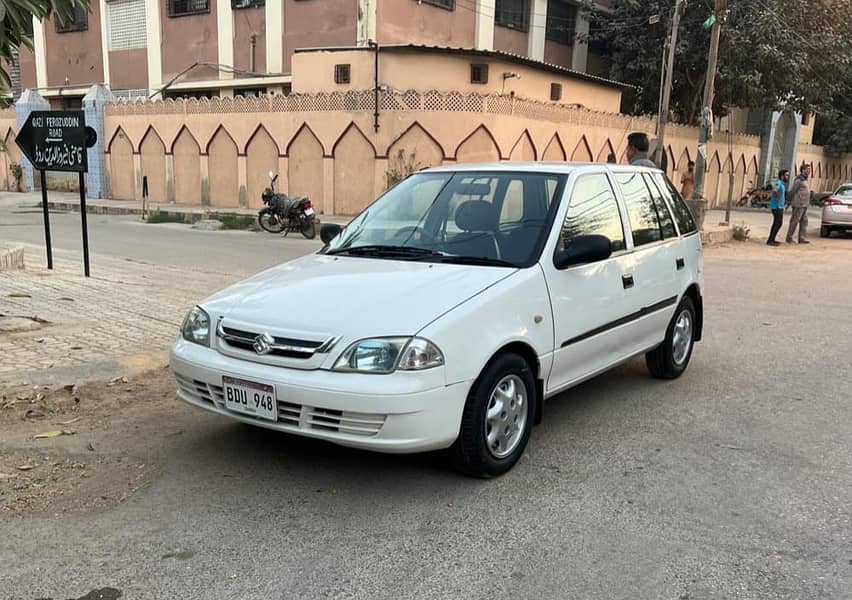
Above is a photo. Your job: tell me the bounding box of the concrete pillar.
[237,155,248,208]
[475,0,495,51]
[132,153,142,201]
[99,2,111,87]
[571,11,590,73]
[217,0,234,81]
[528,0,547,61]
[145,0,163,97]
[32,17,47,89]
[166,154,175,203]
[357,0,377,46]
[266,0,283,73]
[200,155,210,206]
[278,156,288,191]
[83,85,113,199]
[758,111,778,186]
[323,157,334,215]
[14,89,50,192]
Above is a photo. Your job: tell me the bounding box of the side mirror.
[554,234,612,269]
[320,223,343,245]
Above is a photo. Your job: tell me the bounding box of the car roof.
[421,162,664,175]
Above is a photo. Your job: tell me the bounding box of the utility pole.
[654,0,685,171]
[690,0,727,228]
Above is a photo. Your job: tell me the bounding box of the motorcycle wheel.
[258,209,286,233]
[301,219,316,240]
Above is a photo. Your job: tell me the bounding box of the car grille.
[219,325,326,359]
[176,374,385,437]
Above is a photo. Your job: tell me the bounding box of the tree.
[0,0,90,88]
[583,0,852,125]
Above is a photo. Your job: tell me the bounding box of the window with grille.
[334,64,350,84]
[550,83,562,101]
[419,0,455,9]
[232,0,264,8]
[55,5,88,33]
[495,0,529,32]
[470,63,488,84]
[107,0,147,50]
[545,0,576,45]
[168,0,210,17]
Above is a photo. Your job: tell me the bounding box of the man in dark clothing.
[767,169,790,246]
[626,132,657,168]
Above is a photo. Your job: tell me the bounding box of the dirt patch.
[0,368,178,515]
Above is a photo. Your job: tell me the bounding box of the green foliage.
[385,149,421,190]
[582,1,852,124]
[0,0,90,89]
[217,213,255,230]
[813,65,852,155]
[732,223,750,242]
[145,210,185,224]
[10,162,22,191]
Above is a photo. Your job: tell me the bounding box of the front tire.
[820,225,831,238]
[258,209,286,233]
[450,353,535,477]
[646,296,696,380]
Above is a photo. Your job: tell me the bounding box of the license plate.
[222,376,277,421]
[304,207,315,217]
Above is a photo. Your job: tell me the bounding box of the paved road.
[2,197,851,599]
[0,193,323,276]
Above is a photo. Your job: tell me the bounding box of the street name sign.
[16,110,90,173]
[14,110,98,277]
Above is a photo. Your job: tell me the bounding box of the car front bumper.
[169,339,470,453]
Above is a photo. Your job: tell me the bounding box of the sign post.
[15,110,97,276]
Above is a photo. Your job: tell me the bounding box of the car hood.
[201,253,517,341]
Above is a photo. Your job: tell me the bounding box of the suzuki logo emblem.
[253,332,275,355]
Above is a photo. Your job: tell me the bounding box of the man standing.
[681,161,696,199]
[626,132,657,168]
[767,169,789,246]
[786,164,812,244]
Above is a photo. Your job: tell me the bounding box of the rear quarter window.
[654,173,697,235]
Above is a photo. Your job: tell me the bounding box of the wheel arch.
[683,283,704,341]
[489,341,544,425]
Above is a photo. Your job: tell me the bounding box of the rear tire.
[820,225,831,238]
[258,209,286,233]
[646,296,696,380]
[301,219,316,239]
[450,353,535,478]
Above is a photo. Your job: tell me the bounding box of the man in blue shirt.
[767,169,790,246]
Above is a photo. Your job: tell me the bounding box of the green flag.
[703,14,716,30]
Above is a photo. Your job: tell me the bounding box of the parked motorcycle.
[257,171,317,239]
[737,183,772,209]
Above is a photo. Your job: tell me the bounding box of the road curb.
[46,201,352,226]
[701,227,734,245]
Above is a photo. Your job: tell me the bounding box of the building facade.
[7,0,608,105]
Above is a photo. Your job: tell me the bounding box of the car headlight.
[333,337,443,373]
[181,306,210,346]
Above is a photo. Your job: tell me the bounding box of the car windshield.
[836,185,852,197]
[325,171,565,267]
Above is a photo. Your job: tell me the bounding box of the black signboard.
[16,110,89,173]
[15,110,98,277]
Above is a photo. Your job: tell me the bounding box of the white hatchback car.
[171,163,704,476]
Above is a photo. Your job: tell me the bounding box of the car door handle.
[676,258,685,270]
[622,274,634,289]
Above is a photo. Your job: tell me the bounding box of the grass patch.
[145,211,186,224]
[217,214,256,230]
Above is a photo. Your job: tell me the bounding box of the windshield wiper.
[431,255,519,268]
[326,245,446,258]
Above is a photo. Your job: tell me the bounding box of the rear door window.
[615,172,662,247]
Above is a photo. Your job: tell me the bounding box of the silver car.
[821,183,852,238]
